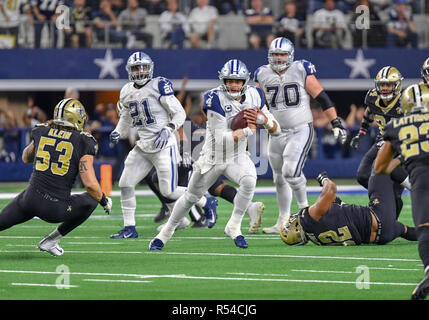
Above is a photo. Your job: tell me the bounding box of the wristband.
[359,128,368,135]
[243,127,254,137]
[99,193,108,206]
[264,118,274,130]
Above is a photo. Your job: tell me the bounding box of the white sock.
[286,174,308,209]
[121,187,136,227]
[157,194,193,243]
[275,182,292,226]
[196,196,207,208]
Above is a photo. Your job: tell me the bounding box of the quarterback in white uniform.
[254,37,347,233]
[149,59,280,251]
[109,52,217,238]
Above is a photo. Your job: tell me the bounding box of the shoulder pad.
[80,130,97,142]
[157,77,174,96]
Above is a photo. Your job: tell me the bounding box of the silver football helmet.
[218,59,250,99]
[268,37,294,72]
[126,51,154,86]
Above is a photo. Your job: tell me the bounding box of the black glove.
[350,129,367,150]
[316,171,329,187]
[331,118,348,146]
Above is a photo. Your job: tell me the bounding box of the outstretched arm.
[308,173,337,221]
[374,141,399,174]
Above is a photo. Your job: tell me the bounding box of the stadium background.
[1,0,428,183]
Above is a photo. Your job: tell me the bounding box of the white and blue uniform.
[114,77,186,216]
[156,84,279,243]
[254,59,316,225]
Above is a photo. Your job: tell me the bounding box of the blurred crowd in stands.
[0,0,427,49]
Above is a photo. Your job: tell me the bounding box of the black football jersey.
[364,88,403,135]
[299,204,373,246]
[383,112,429,182]
[29,124,98,201]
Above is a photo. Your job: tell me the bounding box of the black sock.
[417,226,429,271]
[220,185,237,204]
[402,225,418,241]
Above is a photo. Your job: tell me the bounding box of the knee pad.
[239,175,257,194]
[184,191,201,204]
[285,175,306,189]
[281,161,299,179]
[273,171,287,186]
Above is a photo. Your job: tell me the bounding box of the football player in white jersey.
[149,59,281,251]
[109,52,218,238]
[254,37,347,234]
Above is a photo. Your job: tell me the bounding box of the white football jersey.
[115,77,185,153]
[197,85,276,170]
[254,60,315,130]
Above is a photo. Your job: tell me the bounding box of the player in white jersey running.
[149,59,281,251]
[109,52,218,238]
[254,37,347,234]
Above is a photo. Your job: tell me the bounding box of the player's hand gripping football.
[244,107,266,128]
[331,118,348,146]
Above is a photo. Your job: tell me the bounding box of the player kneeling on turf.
[0,98,112,256]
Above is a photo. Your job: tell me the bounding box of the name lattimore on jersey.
[392,113,429,128]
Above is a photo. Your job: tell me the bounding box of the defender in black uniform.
[375,78,429,300]
[280,171,416,246]
[0,98,112,256]
[350,66,410,192]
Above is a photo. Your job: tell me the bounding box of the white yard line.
[1,269,418,287]
[11,283,78,288]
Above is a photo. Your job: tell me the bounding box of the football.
[230,109,248,130]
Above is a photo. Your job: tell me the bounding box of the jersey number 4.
[129,100,155,126]
[35,137,73,176]
[266,83,300,109]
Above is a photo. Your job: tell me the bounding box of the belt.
[370,209,382,244]
[36,189,59,202]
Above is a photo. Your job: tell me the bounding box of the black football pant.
[368,173,405,244]
[0,186,98,236]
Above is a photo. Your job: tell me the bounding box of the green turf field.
[0,183,423,301]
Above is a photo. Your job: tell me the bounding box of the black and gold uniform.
[352,67,409,206]
[384,83,429,228]
[382,80,429,300]
[280,173,416,247]
[0,99,99,237]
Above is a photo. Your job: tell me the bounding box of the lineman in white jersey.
[149,59,280,251]
[109,52,218,238]
[254,37,347,233]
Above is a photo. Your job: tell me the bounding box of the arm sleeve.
[114,103,132,137]
[159,94,186,131]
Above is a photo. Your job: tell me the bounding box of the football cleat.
[37,236,64,257]
[192,216,208,228]
[262,224,281,234]
[411,271,429,300]
[203,197,218,228]
[233,235,248,249]
[247,202,264,234]
[157,217,190,232]
[149,238,164,251]
[110,226,138,239]
[153,204,170,223]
